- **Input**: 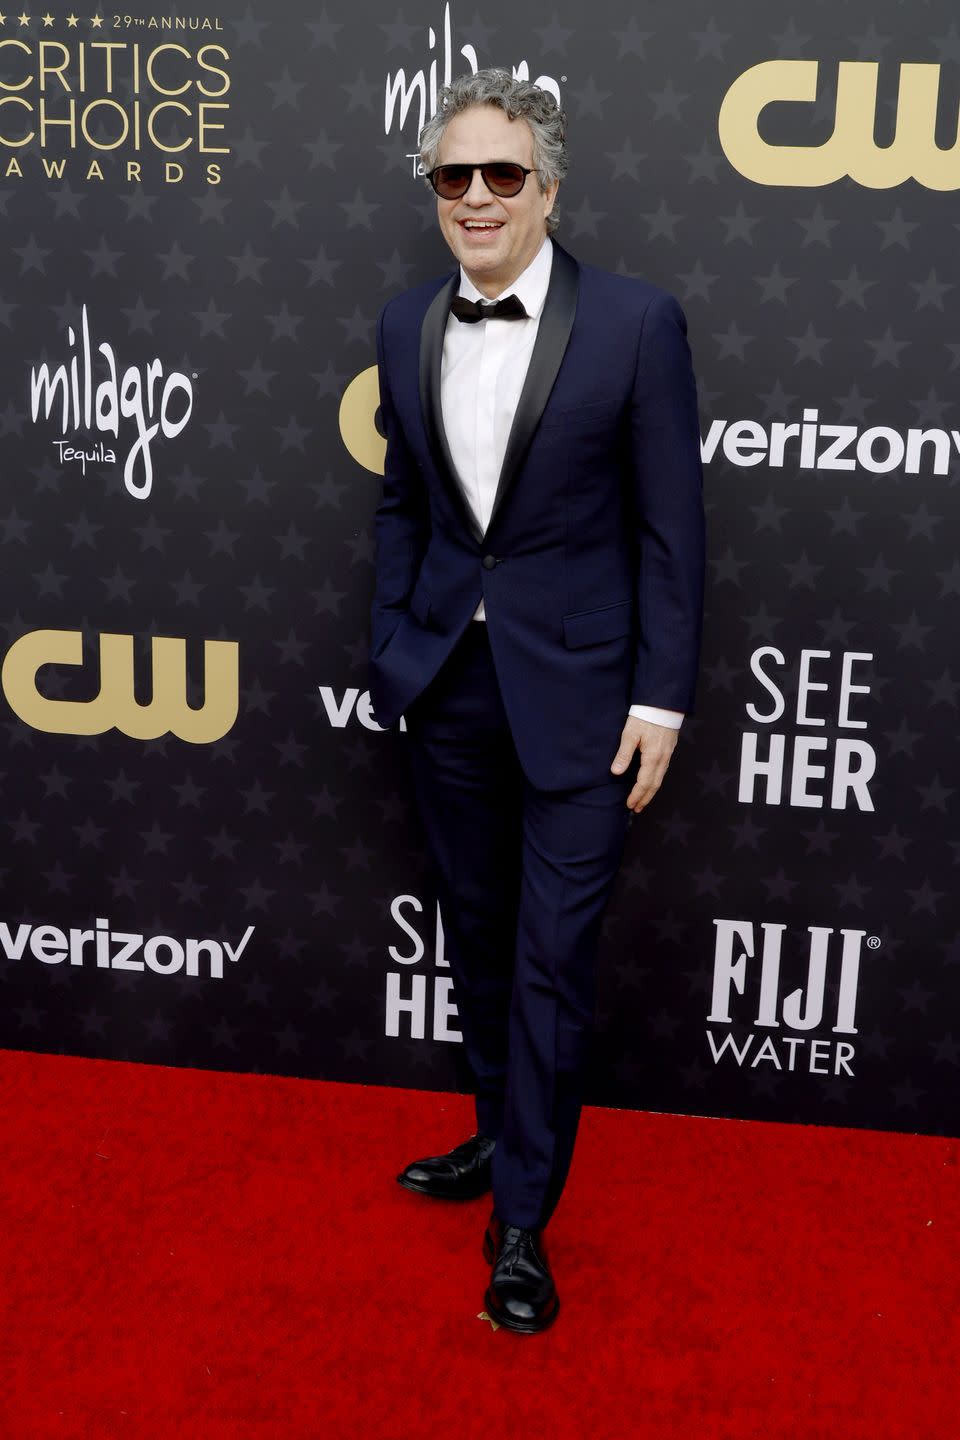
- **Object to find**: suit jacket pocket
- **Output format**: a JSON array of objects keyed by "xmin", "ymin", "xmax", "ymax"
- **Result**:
[
  {"xmin": 540, "ymin": 399, "xmax": 621, "ymax": 431},
  {"xmin": 562, "ymin": 599, "xmax": 633, "ymax": 649}
]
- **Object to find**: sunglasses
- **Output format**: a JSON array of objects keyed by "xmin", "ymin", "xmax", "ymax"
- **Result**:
[{"xmin": 427, "ymin": 162, "xmax": 538, "ymax": 199}]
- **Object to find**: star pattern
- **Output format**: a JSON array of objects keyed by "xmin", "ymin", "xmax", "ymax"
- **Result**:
[{"xmin": 0, "ymin": 1, "xmax": 954, "ymax": 1145}]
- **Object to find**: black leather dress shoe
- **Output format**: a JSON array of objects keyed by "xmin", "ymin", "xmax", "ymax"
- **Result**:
[
  {"xmin": 482, "ymin": 1211, "xmax": 560, "ymax": 1333},
  {"xmin": 396, "ymin": 1133, "xmax": 496, "ymax": 1200}
]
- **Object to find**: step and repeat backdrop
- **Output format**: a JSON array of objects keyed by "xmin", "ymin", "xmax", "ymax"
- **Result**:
[{"xmin": 0, "ymin": 1, "xmax": 956, "ymax": 1136}]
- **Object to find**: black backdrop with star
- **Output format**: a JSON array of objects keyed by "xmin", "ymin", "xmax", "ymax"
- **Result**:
[{"xmin": 0, "ymin": 1, "xmax": 956, "ymax": 1135}]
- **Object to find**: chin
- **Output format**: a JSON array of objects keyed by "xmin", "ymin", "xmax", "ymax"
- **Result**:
[{"xmin": 460, "ymin": 242, "xmax": 508, "ymax": 265}]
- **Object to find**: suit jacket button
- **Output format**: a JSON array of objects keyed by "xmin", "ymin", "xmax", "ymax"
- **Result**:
[{"xmin": 482, "ymin": 554, "xmax": 497, "ymax": 570}]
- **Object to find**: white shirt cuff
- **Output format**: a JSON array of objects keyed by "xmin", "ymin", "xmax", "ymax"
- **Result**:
[{"xmin": 628, "ymin": 704, "xmax": 684, "ymax": 730}]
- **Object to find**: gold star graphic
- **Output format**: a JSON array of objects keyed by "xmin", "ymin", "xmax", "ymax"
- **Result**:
[
  {"xmin": 41, "ymin": 11, "xmax": 53, "ymax": 23},
  {"xmin": 90, "ymin": 11, "xmax": 103, "ymax": 27},
  {"xmin": 17, "ymin": 11, "xmax": 30, "ymax": 24},
  {"xmin": 66, "ymin": 10, "xmax": 79, "ymax": 23}
]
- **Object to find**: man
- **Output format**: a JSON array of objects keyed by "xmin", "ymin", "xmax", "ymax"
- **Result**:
[{"xmin": 369, "ymin": 69, "xmax": 704, "ymax": 1333}]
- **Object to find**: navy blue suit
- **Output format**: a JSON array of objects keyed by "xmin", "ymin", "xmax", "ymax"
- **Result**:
[{"xmin": 370, "ymin": 241, "xmax": 704, "ymax": 1228}]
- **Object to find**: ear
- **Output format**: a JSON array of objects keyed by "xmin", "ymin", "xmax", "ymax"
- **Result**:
[{"xmin": 543, "ymin": 178, "xmax": 560, "ymax": 218}]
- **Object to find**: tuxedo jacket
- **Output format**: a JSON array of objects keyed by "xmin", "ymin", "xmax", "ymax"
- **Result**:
[{"xmin": 368, "ymin": 240, "xmax": 705, "ymax": 792}]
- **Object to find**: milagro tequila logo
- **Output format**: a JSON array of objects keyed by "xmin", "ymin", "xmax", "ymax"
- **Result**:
[
  {"xmin": 385, "ymin": 3, "xmax": 561, "ymax": 173},
  {"xmin": 28, "ymin": 304, "xmax": 194, "ymax": 499}
]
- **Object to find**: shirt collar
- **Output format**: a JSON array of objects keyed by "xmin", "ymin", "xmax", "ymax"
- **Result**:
[{"xmin": 456, "ymin": 236, "xmax": 553, "ymax": 319}]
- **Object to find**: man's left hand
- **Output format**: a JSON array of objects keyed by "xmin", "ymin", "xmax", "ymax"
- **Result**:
[{"xmin": 610, "ymin": 716, "xmax": 679, "ymax": 812}]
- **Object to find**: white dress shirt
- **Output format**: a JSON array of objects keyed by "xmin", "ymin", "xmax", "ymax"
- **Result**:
[{"xmin": 440, "ymin": 236, "xmax": 683, "ymax": 732}]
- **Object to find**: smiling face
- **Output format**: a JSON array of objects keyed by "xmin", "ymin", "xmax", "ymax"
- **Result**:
[{"xmin": 434, "ymin": 103, "xmax": 559, "ymax": 298}]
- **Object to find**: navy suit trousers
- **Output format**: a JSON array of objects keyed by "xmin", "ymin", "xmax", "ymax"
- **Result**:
[{"xmin": 404, "ymin": 621, "xmax": 631, "ymax": 1230}]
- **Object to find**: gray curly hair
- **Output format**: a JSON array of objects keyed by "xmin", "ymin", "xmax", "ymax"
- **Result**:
[{"xmin": 419, "ymin": 69, "xmax": 568, "ymax": 235}]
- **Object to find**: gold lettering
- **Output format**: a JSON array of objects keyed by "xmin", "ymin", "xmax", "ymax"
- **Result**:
[
  {"xmin": 0, "ymin": 94, "xmax": 33, "ymax": 146},
  {"xmin": 719, "ymin": 61, "xmax": 838, "ymax": 187},
  {"xmin": 38, "ymin": 40, "xmax": 72, "ymax": 94},
  {"xmin": 196, "ymin": 44, "xmax": 230, "ymax": 99},
  {"xmin": 147, "ymin": 99, "xmax": 191, "ymax": 153},
  {"xmin": 89, "ymin": 41, "xmax": 125, "ymax": 94},
  {"xmin": 875, "ymin": 64, "xmax": 960, "ymax": 191},
  {"xmin": 145, "ymin": 42, "xmax": 192, "ymax": 98},
  {"xmin": 197, "ymin": 101, "xmax": 229, "ymax": 154},
  {"xmin": 719, "ymin": 59, "xmax": 960, "ymax": 191},
  {"xmin": 2, "ymin": 629, "xmax": 101, "ymax": 735},
  {"xmin": 79, "ymin": 97, "xmax": 128, "ymax": 151},
  {"xmin": 0, "ymin": 38, "xmax": 31, "ymax": 93},
  {"xmin": 38, "ymin": 98, "xmax": 76, "ymax": 147},
  {"xmin": 2, "ymin": 630, "xmax": 239, "ymax": 744},
  {"xmin": 339, "ymin": 365, "xmax": 386, "ymax": 476}
]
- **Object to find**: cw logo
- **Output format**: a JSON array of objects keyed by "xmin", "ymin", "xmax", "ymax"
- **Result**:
[
  {"xmin": 720, "ymin": 60, "xmax": 960, "ymax": 190},
  {"xmin": 1, "ymin": 630, "xmax": 238, "ymax": 743},
  {"xmin": 339, "ymin": 366, "xmax": 385, "ymax": 475}
]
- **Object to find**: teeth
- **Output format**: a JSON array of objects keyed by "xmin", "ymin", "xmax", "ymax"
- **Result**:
[{"xmin": 463, "ymin": 221, "xmax": 501, "ymax": 229}]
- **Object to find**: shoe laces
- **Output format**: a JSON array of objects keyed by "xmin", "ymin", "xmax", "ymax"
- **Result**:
[
  {"xmin": 498, "ymin": 1225, "xmax": 534, "ymax": 1274},
  {"xmin": 450, "ymin": 1134, "xmax": 493, "ymax": 1161}
]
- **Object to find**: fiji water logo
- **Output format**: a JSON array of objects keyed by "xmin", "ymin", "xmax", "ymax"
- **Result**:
[
  {"xmin": 28, "ymin": 304, "xmax": 194, "ymax": 499},
  {"xmin": 706, "ymin": 918, "xmax": 884, "ymax": 1078},
  {"xmin": 385, "ymin": 2, "xmax": 561, "ymax": 163}
]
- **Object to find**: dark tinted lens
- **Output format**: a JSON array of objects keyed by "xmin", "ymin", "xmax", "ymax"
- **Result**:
[
  {"xmin": 482, "ymin": 163, "xmax": 526, "ymax": 196},
  {"xmin": 431, "ymin": 165, "xmax": 471, "ymax": 198}
]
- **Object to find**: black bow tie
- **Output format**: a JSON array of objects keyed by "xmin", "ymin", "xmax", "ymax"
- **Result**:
[{"xmin": 450, "ymin": 293, "xmax": 528, "ymax": 323}]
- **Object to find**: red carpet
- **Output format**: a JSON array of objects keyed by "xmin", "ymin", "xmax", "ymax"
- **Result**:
[{"xmin": 2, "ymin": 1048, "xmax": 958, "ymax": 1439}]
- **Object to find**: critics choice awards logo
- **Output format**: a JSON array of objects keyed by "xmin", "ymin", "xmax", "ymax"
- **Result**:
[{"xmin": 0, "ymin": 11, "xmax": 229, "ymax": 186}]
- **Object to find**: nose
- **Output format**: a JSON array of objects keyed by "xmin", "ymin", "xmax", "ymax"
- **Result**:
[{"xmin": 462, "ymin": 167, "xmax": 492, "ymax": 205}]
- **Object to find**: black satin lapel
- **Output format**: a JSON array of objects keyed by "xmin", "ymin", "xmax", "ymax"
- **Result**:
[
  {"xmin": 485, "ymin": 243, "xmax": 579, "ymax": 534},
  {"xmin": 418, "ymin": 273, "xmax": 484, "ymax": 543}
]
